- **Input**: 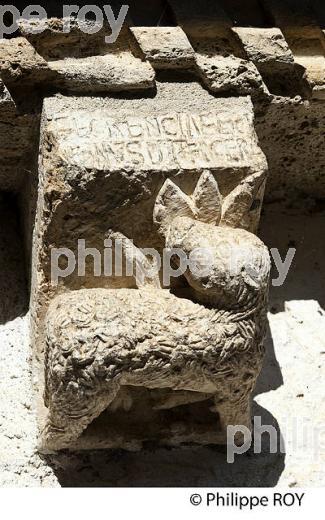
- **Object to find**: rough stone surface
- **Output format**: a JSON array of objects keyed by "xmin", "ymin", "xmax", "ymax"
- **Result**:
[
  {"xmin": 31, "ymin": 85, "xmax": 267, "ymax": 338},
  {"xmin": 231, "ymin": 27, "xmax": 308, "ymax": 97},
  {"xmin": 233, "ymin": 28, "xmax": 295, "ymax": 65},
  {"xmin": 1, "ymin": 6, "xmax": 324, "ymax": 195},
  {"xmin": 17, "ymin": 19, "xmax": 129, "ymax": 60},
  {"xmin": 0, "ymin": 30, "xmax": 155, "ymax": 94},
  {"xmin": 195, "ymin": 52, "xmax": 269, "ymax": 98},
  {"xmin": 260, "ymin": 0, "xmax": 325, "ymax": 98},
  {"xmin": 0, "ymin": 37, "xmax": 52, "ymax": 87},
  {"xmin": 291, "ymin": 38, "xmax": 325, "ymax": 100},
  {"xmin": 130, "ymin": 27, "xmax": 195, "ymax": 69},
  {"xmin": 39, "ymin": 86, "xmax": 266, "ymax": 176},
  {"xmin": 48, "ymin": 53, "xmax": 155, "ymax": 93},
  {"xmin": 256, "ymin": 98, "xmax": 325, "ymax": 200}
]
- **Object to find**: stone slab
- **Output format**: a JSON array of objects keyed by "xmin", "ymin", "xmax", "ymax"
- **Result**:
[
  {"xmin": 48, "ymin": 53, "xmax": 155, "ymax": 93},
  {"xmin": 231, "ymin": 27, "xmax": 307, "ymax": 97},
  {"xmin": 0, "ymin": 37, "xmax": 52, "ymax": 86},
  {"xmin": 232, "ymin": 28, "xmax": 295, "ymax": 65},
  {"xmin": 130, "ymin": 27, "xmax": 195, "ymax": 69},
  {"xmin": 195, "ymin": 53, "xmax": 269, "ymax": 98}
]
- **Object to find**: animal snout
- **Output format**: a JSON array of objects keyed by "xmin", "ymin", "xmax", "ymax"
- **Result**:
[{"xmin": 167, "ymin": 217, "xmax": 271, "ymax": 309}]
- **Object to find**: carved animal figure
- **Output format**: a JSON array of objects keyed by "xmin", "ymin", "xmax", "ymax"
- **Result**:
[{"xmin": 42, "ymin": 171, "xmax": 270, "ymax": 450}]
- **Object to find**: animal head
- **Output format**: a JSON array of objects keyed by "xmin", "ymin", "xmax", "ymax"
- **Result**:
[{"xmin": 153, "ymin": 171, "xmax": 270, "ymax": 310}]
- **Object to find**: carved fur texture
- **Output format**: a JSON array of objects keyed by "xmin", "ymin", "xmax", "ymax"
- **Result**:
[{"xmin": 42, "ymin": 172, "xmax": 271, "ymax": 450}]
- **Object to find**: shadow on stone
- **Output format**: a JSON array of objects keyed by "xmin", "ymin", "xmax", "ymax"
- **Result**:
[
  {"xmin": 43, "ymin": 403, "xmax": 284, "ymax": 487},
  {"xmin": 0, "ymin": 193, "xmax": 28, "ymax": 324}
]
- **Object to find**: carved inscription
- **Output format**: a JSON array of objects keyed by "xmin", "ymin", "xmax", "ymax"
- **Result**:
[{"xmin": 52, "ymin": 110, "xmax": 259, "ymax": 170}]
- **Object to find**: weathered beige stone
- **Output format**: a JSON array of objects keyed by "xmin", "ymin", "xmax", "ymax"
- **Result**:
[
  {"xmin": 130, "ymin": 27, "xmax": 195, "ymax": 69},
  {"xmin": 48, "ymin": 53, "xmax": 155, "ymax": 93},
  {"xmin": 0, "ymin": 79, "xmax": 39, "ymax": 190},
  {"xmin": 256, "ymin": 97, "xmax": 325, "ymax": 200},
  {"xmin": 289, "ymin": 37, "xmax": 325, "ymax": 100},
  {"xmin": 38, "ymin": 85, "xmax": 267, "ymax": 179},
  {"xmin": 195, "ymin": 53, "xmax": 269, "ymax": 98},
  {"xmin": 2, "ymin": 23, "xmax": 156, "ymax": 93},
  {"xmin": 0, "ymin": 37, "xmax": 52, "ymax": 86},
  {"xmin": 233, "ymin": 28, "xmax": 294, "ymax": 66},
  {"xmin": 17, "ymin": 18, "xmax": 123, "ymax": 60},
  {"xmin": 0, "ymin": 0, "xmax": 324, "ymax": 481},
  {"xmin": 31, "ymin": 85, "xmax": 267, "ymax": 323},
  {"xmin": 232, "ymin": 27, "xmax": 307, "ymax": 97},
  {"xmin": 0, "ymin": 23, "xmax": 155, "ymax": 93},
  {"xmin": 166, "ymin": 0, "xmax": 269, "ymax": 96}
]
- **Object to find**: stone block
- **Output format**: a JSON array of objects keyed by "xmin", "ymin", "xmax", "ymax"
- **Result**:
[
  {"xmin": 241, "ymin": 3, "xmax": 324, "ymax": 98},
  {"xmin": 48, "ymin": 53, "xmax": 155, "ymax": 93},
  {"xmin": 0, "ymin": 37, "xmax": 52, "ymax": 86},
  {"xmin": 130, "ymin": 27, "xmax": 195, "ymax": 69},
  {"xmin": 0, "ymin": 24, "xmax": 155, "ymax": 94},
  {"xmin": 232, "ymin": 27, "xmax": 307, "ymax": 97},
  {"xmin": 285, "ymin": 36, "xmax": 325, "ymax": 100},
  {"xmin": 195, "ymin": 53, "xmax": 269, "ymax": 98},
  {"xmin": 232, "ymin": 28, "xmax": 294, "ymax": 66}
]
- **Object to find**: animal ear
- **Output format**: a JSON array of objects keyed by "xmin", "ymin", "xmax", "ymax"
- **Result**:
[
  {"xmin": 153, "ymin": 178, "xmax": 195, "ymax": 236},
  {"xmin": 108, "ymin": 231, "xmax": 161, "ymax": 289},
  {"xmin": 192, "ymin": 171, "xmax": 222, "ymax": 225},
  {"xmin": 220, "ymin": 170, "xmax": 267, "ymax": 228}
]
